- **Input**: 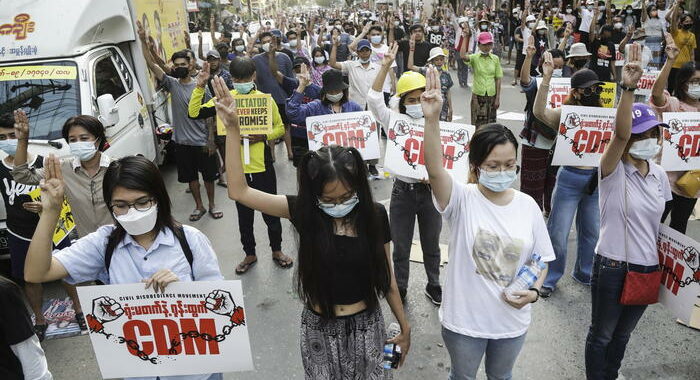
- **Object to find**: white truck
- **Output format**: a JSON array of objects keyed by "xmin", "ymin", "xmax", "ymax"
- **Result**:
[{"xmin": 0, "ymin": 0, "xmax": 189, "ymax": 264}]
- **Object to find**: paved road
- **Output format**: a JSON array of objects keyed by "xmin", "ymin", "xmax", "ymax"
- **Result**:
[{"xmin": 40, "ymin": 66, "xmax": 699, "ymax": 379}]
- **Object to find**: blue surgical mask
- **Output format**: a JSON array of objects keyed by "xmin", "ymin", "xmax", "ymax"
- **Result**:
[
  {"xmin": 628, "ymin": 138, "xmax": 660, "ymax": 160},
  {"xmin": 370, "ymin": 35, "xmax": 382, "ymax": 44},
  {"xmin": 405, "ymin": 104, "xmax": 423, "ymax": 119},
  {"xmin": 69, "ymin": 141, "xmax": 98, "ymax": 161},
  {"xmin": 478, "ymin": 170, "xmax": 517, "ymax": 192},
  {"xmin": 234, "ymin": 81, "xmax": 255, "ymax": 94},
  {"xmin": 0, "ymin": 139, "xmax": 17, "ymax": 156},
  {"xmin": 552, "ymin": 68, "xmax": 563, "ymax": 78},
  {"xmin": 318, "ymin": 194, "xmax": 359, "ymax": 218}
]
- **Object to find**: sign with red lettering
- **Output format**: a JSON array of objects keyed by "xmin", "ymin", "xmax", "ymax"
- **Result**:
[
  {"xmin": 536, "ymin": 77, "xmax": 571, "ymax": 109},
  {"xmin": 384, "ymin": 115, "xmax": 474, "ymax": 183},
  {"xmin": 306, "ymin": 111, "xmax": 380, "ymax": 160},
  {"xmin": 661, "ymin": 112, "xmax": 700, "ymax": 171},
  {"xmin": 634, "ymin": 70, "xmax": 660, "ymax": 97},
  {"xmin": 657, "ymin": 225, "xmax": 700, "ymax": 329},
  {"xmin": 552, "ymin": 105, "xmax": 617, "ymax": 166},
  {"xmin": 76, "ymin": 281, "xmax": 253, "ymax": 378}
]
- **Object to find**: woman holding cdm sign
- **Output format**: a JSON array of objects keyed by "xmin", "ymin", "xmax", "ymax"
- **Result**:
[{"xmin": 24, "ymin": 155, "xmax": 225, "ymax": 380}]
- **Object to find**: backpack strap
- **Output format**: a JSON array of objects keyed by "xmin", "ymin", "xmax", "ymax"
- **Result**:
[{"xmin": 173, "ymin": 225, "xmax": 195, "ymax": 279}]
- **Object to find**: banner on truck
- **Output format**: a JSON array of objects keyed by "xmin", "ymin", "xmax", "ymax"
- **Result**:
[
  {"xmin": 384, "ymin": 115, "xmax": 474, "ymax": 183},
  {"xmin": 216, "ymin": 94, "xmax": 273, "ymax": 136},
  {"xmin": 76, "ymin": 281, "xmax": 253, "ymax": 379},
  {"xmin": 661, "ymin": 112, "xmax": 700, "ymax": 171},
  {"xmin": 306, "ymin": 111, "xmax": 380, "ymax": 160},
  {"xmin": 657, "ymin": 225, "xmax": 700, "ymax": 330},
  {"xmin": 28, "ymin": 187, "xmax": 74, "ymax": 245},
  {"xmin": 0, "ymin": 65, "xmax": 76, "ymax": 81},
  {"xmin": 552, "ymin": 105, "xmax": 617, "ymax": 166},
  {"xmin": 536, "ymin": 78, "xmax": 615, "ymax": 109}
]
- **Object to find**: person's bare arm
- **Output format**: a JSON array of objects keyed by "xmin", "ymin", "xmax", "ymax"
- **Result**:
[
  {"xmin": 605, "ymin": 0, "xmax": 613, "ymax": 25},
  {"xmin": 641, "ymin": 0, "xmax": 648, "ymax": 22},
  {"xmin": 384, "ymin": 243, "xmax": 411, "ymax": 367},
  {"xmin": 652, "ymin": 33, "xmax": 679, "ymax": 106},
  {"xmin": 459, "ymin": 28, "xmax": 471, "ymax": 61},
  {"xmin": 590, "ymin": 7, "xmax": 599, "ymax": 38},
  {"xmin": 388, "ymin": 21, "xmax": 395, "ymax": 44},
  {"xmin": 407, "ymin": 34, "xmax": 420, "ymax": 71},
  {"xmin": 533, "ymin": 51, "xmax": 563, "ymax": 129},
  {"xmin": 669, "ymin": 1, "xmax": 679, "ymax": 34},
  {"xmin": 210, "ymin": 15, "xmax": 219, "ymax": 46},
  {"xmin": 521, "ymin": 35, "xmax": 536, "ymax": 85},
  {"xmin": 329, "ymin": 34, "xmax": 343, "ymax": 70},
  {"xmin": 197, "ymin": 31, "xmax": 206, "ymax": 61},
  {"xmin": 600, "ymin": 44, "xmax": 643, "ymax": 178},
  {"xmin": 137, "ymin": 21, "xmax": 165, "ymax": 81},
  {"xmin": 349, "ymin": 22, "xmax": 371, "ymax": 52},
  {"xmin": 558, "ymin": 23, "xmax": 572, "ymax": 50},
  {"xmin": 619, "ymin": 25, "xmax": 633, "ymax": 53},
  {"xmin": 371, "ymin": 43, "xmax": 397, "ymax": 92},
  {"xmin": 423, "ymin": 66, "xmax": 452, "ymax": 210}
]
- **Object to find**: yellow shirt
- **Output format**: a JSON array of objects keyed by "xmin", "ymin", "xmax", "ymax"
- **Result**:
[{"xmin": 672, "ymin": 29, "xmax": 696, "ymax": 69}]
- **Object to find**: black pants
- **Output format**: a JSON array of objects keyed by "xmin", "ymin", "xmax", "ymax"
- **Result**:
[
  {"xmin": 662, "ymin": 192, "xmax": 697, "ymax": 234},
  {"xmin": 236, "ymin": 166, "xmax": 283, "ymax": 256}
]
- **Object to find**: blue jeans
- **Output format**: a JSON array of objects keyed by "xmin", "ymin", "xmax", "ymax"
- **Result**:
[
  {"xmin": 544, "ymin": 167, "xmax": 600, "ymax": 289},
  {"xmin": 585, "ymin": 255, "xmax": 655, "ymax": 380},
  {"xmin": 442, "ymin": 327, "xmax": 526, "ymax": 380}
]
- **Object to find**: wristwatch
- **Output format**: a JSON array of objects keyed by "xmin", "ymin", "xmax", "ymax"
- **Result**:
[
  {"xmin": 528, "ymin": 287, "xmax": 540, "ymax": 303},
  {"xmin": 619, "ymin": 83, "xmax": 637, "ymax": 92}
]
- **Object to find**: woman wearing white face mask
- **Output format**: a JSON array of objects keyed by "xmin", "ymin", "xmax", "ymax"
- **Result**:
[
  {"xmin": 422, "ymin": 66, "xmax": 554, "ymax": 380},
  {"xmin": 13, "ymin": 115, "xmax": 113, "ymax": 239},
  {"xmin": 24, "ymin": 155, "xmax": 225, "ymax": 380},
  {"xmin": 309, "ymin": 46, "xmax": 331, "ymax": 87},
  {"xmin": 650, "ymin": 36, "xmax": 700, "ymax": 234}
]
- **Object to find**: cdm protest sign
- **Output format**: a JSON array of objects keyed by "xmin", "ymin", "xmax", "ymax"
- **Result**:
[
  {"xmin": 384, "ymin": 115, "xmax": 474, "ymax": 183},
  {"xmin": 634, "ymin": 70, "xmax": 660, "ymax": 97},
  {"xmin": 216, "ymin": 93, "xmax": 273, "ymax": 135},
  {"xmin": 306, "ymin": 111, "xmax": 380, "ymax": 160},
  {"xmin": 661, "ymin": 112, "xmax": 700, "ymax": 171},
  {"xmin": 76, "ymin": 281, "xmax": 253, "ymax": 379},
  {"xmin": 552, "ymin": 105, "xmax": 617, "ymax": 166},
  {"xmin": 657, "ymin": 225, "xmax": 700, "ymax": 329},
  {"xmin": 536, "ymin": 78, "xmax": 616, "ymax": 108}
]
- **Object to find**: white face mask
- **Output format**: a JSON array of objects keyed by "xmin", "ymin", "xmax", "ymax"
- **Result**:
[
  {"xmin": 687, "ymin": 84, "xmax": 700, "ymax": 100},
  {"xmin": 552, "ymin": 68, "xmax": 563, "ymax": 78},
  {"xmin": 262, "ymin": 42, "xmax": 271, "ymax": 52},
  {"xmin": 614, "ymin": 22, "xmax": 623, "ymax": 29},
  {"xmin": 314, "ymin": 56, "xmax": 326, "ymax": 65},
  {"xmin": 405, "ymin": 104, "xmax": 423, "ymax": 119},
  {"xmin": 566, "ymin": 8, "xmax": 573, "ymax": 14},
  {"xmin": 628, "ymin": 138, "xmax": 661, "ymax": 160},
  {"xmin": 598, "ymin": 5, "xmax": 606, "ymax": 11},
  {"xmin": 114, "ymin": 205, "xmax": 158, "ymax": 236},
  {"xmin": 370, "ymin": 35, "xmax": 382, "ymax": 44},
  {"xmin": 69, "ymin": 141, "xmax": 98, "ymax": 161},
  {"xmin": 527, "ymin": 22, "xmax": 535, "ymax": 29},
  {"xmin": 394, "ymin": 21, "xmax": 400, "ymax": 26},
  {"xmin": 235, "ymin": 45, "xmax": 245, "ymax": 52},
  {"xmin": 326, "ymin": 92, "xmax": 343, "ymax": 103},
  {"xmin": 289, "ymin": 39, "xmax": 298, "ymax": 48}
]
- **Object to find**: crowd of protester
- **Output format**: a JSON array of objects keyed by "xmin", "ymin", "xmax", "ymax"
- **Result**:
[{"xmin": 1, "ymin": 0, "xmax": 698, "ymax": 379}]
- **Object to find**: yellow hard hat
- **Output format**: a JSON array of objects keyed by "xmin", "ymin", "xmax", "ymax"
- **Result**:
[{"xmin": 395, "ymin": 71, "xmax": 426, "ymax": 97}]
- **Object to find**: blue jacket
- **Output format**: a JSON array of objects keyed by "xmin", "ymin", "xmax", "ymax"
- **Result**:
[{"xmin": 285, "ymin": 91, "xmax": 363, "ymax": 138}]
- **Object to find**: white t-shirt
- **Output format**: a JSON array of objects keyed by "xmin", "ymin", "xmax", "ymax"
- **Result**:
[
  {"xmin": 370, "ymin": 44, "xmax": 396, "ymax": 93},
  {"xmin": 521, "ymin": 26, "xmax": 532, "ymax": 54},
  {"xmin": 579, "ymin": 8, "xmax": 594, "ymax": 33},
  {"xmin": 435, "ymin": 180, "xmax": 555, "ymax": 339}
]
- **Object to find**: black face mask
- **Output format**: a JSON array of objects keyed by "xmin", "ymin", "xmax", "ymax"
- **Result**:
[
  {"xmin": 681, "ymin": 23, "xmax": 693, "ymax": 30},
  {"xmin": 580, "ymin": 93, "xmax": 600, "ymax": 107},
  {"xmin": 573, "ymin": 59, "xmax": 588, "ymax": 69},
  {"xmin": 173, "ymin": 66, "xmax": 189, "ymax": 79}
]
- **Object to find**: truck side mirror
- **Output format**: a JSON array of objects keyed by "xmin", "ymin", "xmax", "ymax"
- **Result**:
[{"xmin": 97, "ymin": 94, "xmax": 120, "ymax": 127}]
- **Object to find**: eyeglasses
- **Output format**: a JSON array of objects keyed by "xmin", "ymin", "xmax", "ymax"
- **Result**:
[
  {"xmin": 110, "ymin": 197, "xmax": 155, "ymax": 216},
  {"xmin": 480, "ymin": 164, "xmax": 520, "ymax": 178},
  {"xmin": 317, "ymin": 193, "xmax": 357, "ymax": 208},
  {"xmin": 581, "ymin": 86, "xmax": 603, "ymax": 96}
]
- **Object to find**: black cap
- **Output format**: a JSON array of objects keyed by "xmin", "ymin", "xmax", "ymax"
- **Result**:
[
  {"xmin": 571, "ymin": 69, "xmax": 603, "ymax": 89},
  {"xmin": 322, "ymin": 69, "xmax": 348, "ymax": 92},
  {"xmin": 293, "ymin": 56, "xmax": 309, "ymax": 68}
]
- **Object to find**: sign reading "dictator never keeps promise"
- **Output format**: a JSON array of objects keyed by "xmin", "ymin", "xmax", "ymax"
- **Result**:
[{"xmin": 216, "ymin": 93, "xmax": 273, "ymax": 136}]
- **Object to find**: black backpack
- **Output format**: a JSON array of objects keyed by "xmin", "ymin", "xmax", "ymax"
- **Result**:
[{"xmin": 104, "ymin": 225, "xmax": 193, "ymax": 278}]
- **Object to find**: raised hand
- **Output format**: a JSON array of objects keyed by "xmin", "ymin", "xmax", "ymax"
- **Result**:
[
  {"xmin": 212, "ymin": 76, "xmax": 239, "ymax": 131},
  {"xmin": 136, "ymin": 20, "xmax": 147, "ymax": 42},
  {"xmin": 420, "ymin": 65, "xmax": 444, "ymax": 121},
  {"xmin": 622, "ymin": 43, "xmax": 644, "ymax": 88},
  {"xmin": 526, "ymin": 35, "xmax": 536, "ymax": 57},
  {"xmin": 297, "ymin": 63, "xmax": 311, "ymax": 89},
  {"xmin": 541, "ymin": 51, "xmax": 554, "ymax": 77},
  {"xmin": 409, "ymin": 32, "xmax": 416, "ymax": 50},
  {"xmin": 564, "ymin": 22, "xmax": 573, "ymax": 36},
  {"xmin": 13, "ymin": 109, "xmax": 29, "ymax": 139},
  {"xmin": 39, "ymin": 155, "xmax": 64, "ymax": 213},
  {"xmin": 196, "ymin": 61, "xmax": 210, "ymax": 88},
  {"xmin": 382, "ymin": 42, "xmax": 398, "ymax": 67},
  {"xmin": 663, "ymin": 32, "xmax": 680, "ymax": 62}
]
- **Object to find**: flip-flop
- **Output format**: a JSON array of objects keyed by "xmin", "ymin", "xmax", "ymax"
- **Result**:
[
  {"xmin": 209, "ymin": 209, "xmax": 223, "ymax": 219},
  {"xmin": 235, "ymin": 258, "xmax": 258, "ymax": 274},
  {"xmin": 272, "ymin": 255, "xmax": 293, "ymax": 269},
  {"xmin": 189, "ymin": 209, "xmax": 206, "ymax": 221}
]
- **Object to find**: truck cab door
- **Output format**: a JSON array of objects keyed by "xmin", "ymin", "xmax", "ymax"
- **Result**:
[{"xmin": 90, "ymin": 48, "xmax": 155, "ymax": 160}]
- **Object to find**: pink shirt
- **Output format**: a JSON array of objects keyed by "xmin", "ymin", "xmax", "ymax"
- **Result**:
[{"xmin": 649, "ymin": 90, "xmax": 700, "ymax": 198}]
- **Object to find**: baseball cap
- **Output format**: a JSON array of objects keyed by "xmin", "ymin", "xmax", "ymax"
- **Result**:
[
  {"xmin": 526, "ymin": 15, "xmax": 536, "ymax": 22},
  {"xmin": 357, "ymin": 39, "xmax": 372, "ymax": 51},
  {"xmin": 631, "ymin": 103, "xmax": 668, "ymax": 134},
  {"xmin": 477, "ymin": 32, "xmax": 493, "ymax": 45},
  {"xmin": 536, "ymin": 20, "xmax": 548, "ymax": 30},
  {"xmin": 566, "ymin": 43, "xmax": 592, "ymax": 58},
  {"xmin": 571, "ymin": 69, "xmax": 603, "ymax": 89},
  {"xmin": 206, "ymin": 50, "xmax": 221, "ymax": 59},
  {"xmin": 270, "ymin": 29, "xmax": 283, "ymax": 38},
  {"xmin": 428, "ymin": 47, "xmax": 446, "ymax": 62}
]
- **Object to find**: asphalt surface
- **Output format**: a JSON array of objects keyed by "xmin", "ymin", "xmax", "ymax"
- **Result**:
[{"xmin": 38, "ymin": 64, "xmax": 699, "ymax": 379}]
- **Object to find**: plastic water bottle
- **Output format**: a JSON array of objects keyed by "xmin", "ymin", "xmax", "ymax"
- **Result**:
[
  {"xmin": 505, "ymin": 254, "xmax": 545, "ymax": 300},
  {"xmin": 382, "ymin": 323, "xmax": 402, "ymax": 370}
]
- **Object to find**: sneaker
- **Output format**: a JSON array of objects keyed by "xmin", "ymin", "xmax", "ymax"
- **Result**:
[
  {"xmin": 540, "ymin": 287, "xmax": 554, "ymax": 298},
  {"xmin": 368, "ymin": 165, "xmax": 380, "ymax": 180},
  {"xmin": 424, "ymin": 284, "xmax": 442, "ymax": 306}
]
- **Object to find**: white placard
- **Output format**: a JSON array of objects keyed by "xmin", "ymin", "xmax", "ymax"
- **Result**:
[
  {"xmin": 76, "ymin": 281, "xmax": 253, "ymax": 379},
  {"xmin": 306, "ymin": 111, "xmax": 380, "ymax": 160},
  {"xmin": 537, "ymin": 77, "xmax": 571, "ymax": 109},
  {"xmin": 635, "ymin": 70, "xmax": 660, "ymax": 97},
  {"xmin": 657, "ymin": 225, "xmax": 700, "ymax": 329},
  {"xmin": 552, "ymin": 105, "xmax": 617, "ymax": 166},
  {"xmin": 384, "ymin": 115, "xmax": 474, "ymax": 183},
  {"xmin": 661, "ymin": 112, "xmax": 700, "ymax": 171}
]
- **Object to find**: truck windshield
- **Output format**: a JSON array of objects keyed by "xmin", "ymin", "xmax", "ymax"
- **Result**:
[{"xmin": 0, "ymin": 61, "xmax": 80, "ymax": 140}]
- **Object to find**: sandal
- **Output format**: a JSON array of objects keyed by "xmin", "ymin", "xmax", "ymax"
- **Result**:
[
  {"xmin": 75, "ymin": 312, "xmax": 88, "ymax": 332},
  {"xmin": 272, "ymin": 253, "xmax": 293, "ymax": 269},
  {"xmin": 34, "ymin": 323, "xmax": 48, "ymax": 342},
  {"xmin": 209, "ymin": 209, "xmax": 223, "ymax": 219},
  {"xmin": 217, "ymin": 180, "xmax": 228, "ymax": 188},
  {"xmin": 189, "ymin": 209, "xmax": 206, "ymax": 222},
  {"xmin": 235, "ymin": 258, "xmax": 258, "ymax": 274}
]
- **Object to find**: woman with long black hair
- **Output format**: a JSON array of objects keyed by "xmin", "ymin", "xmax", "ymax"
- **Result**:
[{"xmin": 211, "ymin": 76, "xmax": 410, "ymax": 378}]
